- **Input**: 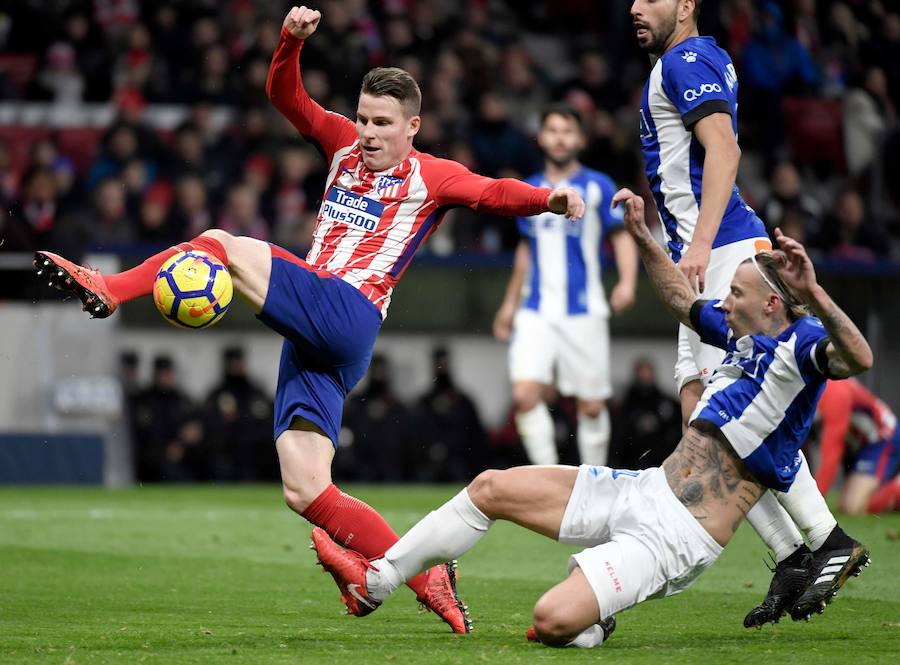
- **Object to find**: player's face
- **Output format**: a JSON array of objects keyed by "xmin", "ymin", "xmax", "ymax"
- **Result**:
[
  {"xmin": 631, "ymin": 0, "xmax": 680, "ymax": 54},
  {"xmin": 721, "ymin": 263, "xmax": 775, "ymax": 337},
  {"xmin": 538, "ymin": 113, "xmax": 585, "ymax": 167},
  {"xmin": 355, "ymin": 93, "xmax": 420, "ymax": 172}
]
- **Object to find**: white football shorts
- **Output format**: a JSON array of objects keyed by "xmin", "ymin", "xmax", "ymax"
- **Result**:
[
  {"xmin": 674, "ymin": 236, "xmax": 772, "ymax": 392},
  {"xmin": 558, "ymin": 465, "xmax": 722, "ymax": 619},
  {"xmin": 509, "ymin": 308, "xmax": 612, "ymax": 401}
]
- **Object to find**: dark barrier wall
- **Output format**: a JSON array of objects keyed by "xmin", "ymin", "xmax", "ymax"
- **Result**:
[{"xmin": 0, "ymin": 434, "xmax": 104, "ymax": 484}]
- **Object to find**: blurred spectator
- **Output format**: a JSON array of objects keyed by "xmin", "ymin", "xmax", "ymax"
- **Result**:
[
  {"xmin": 63, "ymin": 8, "xmax": 113, "ymax": 101},
  {"xmin": 740, "ymin": 1, "xmax": 819, "ymax": 155},
  {"xmin": 137, "ymin": 181, "xmax": 178, "ymax": 244},
  {"xmin": 609, "ymin": 357, "xmax": 681, "ymax": 469},
  {"xmin": 843, "ymin": 66, "xmax": 896, "ymax": 177},
  {"xmin": 412, "ymin": 347, "xmax": 489, "ymax": 482},
  {"xmin": 92, "ymin": 177, "xmax": 136, "ymax": 247},
  {"xmin": 470, "ymin": 91, "xmax": 541, "ymax": 178},
  {"xmin": 0, "ymin": 138, "xmax": 20, "ymax": 208},
  {"xmin": 204, "ymin": 346, "xmax": 276, "ymax": 482},
  {"xmin": 3, "ymin": 167, "xmax": 89, "ymax": 259},
  {"xmin": 133, "ymin": 355, "xmax": 207, "ymax": 482},
  {"xmin": 218, "ymin": 183, "xmax": 269, "ymax": 240},
  {"xmin": 172, "ymin": 175, "xmax": 212, "ymax": 238},
  {"xmin": 341, "ymin": 354, "xmax": 413, "ymax": 482},
  {"xmin": 273, "ymin": 146, "xmax": 317, "ymax": 247},
  {"xmin": 242, "ymin": 153, "xmax": 276, "ymax": 220},
  {"xmin": 817, "ymin": 188, "xmax": 889, "ymax": 261},
  {"xmin": 29, "ymin": 42, "xmax": 85, "ymax": 106},
  {"xmin": 166, "ymin": 120, "xmax": 233, "ymax": 201},
  {"xmin": 761, "ymin": 160, "xmax": 822, "ymax": 239},
  {"xmin": 88, "ymin": 122, "xmax": 155, "ymax": 190}
]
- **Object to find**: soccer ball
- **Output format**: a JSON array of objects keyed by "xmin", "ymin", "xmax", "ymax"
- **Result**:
[{"xmin": 153, "ymin": 251, "xmax": 233, "ymax": 329}]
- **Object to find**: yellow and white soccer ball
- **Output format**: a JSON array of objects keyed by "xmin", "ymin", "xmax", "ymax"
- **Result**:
[{"xmin": 152, "ymin": 250, "xmax": 233, "ymax": 329}]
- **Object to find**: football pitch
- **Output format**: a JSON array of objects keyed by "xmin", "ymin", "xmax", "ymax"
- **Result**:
[{"xmin": 1, "ymin": 485, "xmax": 897, "ymax": 664}]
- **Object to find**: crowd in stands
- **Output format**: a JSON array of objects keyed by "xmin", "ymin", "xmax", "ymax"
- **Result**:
[
  {"xmin": 123, "ymin": 343, "xmax": 679, "ymax": 483},
  {"xmin": 0, "ymin": 0, "xmax": 898, "ymax": 263}
]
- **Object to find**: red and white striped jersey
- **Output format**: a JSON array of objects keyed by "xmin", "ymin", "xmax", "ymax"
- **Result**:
[
  {"xmin": 267, "ymin": 29, "xmax": 553, "ymax": 318},
  {"xmin": 815, "ymin": 377, "xmax": 897, "ymax": 494}
]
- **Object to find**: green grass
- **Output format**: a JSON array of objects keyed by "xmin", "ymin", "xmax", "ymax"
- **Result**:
[{"xmin": 0, "ymin": 485, "xmax": 898, "ymax": 664}]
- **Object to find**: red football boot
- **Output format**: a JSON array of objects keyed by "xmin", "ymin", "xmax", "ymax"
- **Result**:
[
  {"xmin": 34, "ymin": 251, "xmax": 119, "ymax": 318},
  {"xmin": 417, "ymin": 561, "xmax": 472, "ymax": 634},
  {"xmin": 310, "ymin": 527, "xmax": 381, "ymax": 617}
]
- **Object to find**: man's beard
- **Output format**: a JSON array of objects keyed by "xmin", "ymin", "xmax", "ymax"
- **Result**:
[
  {"xmin": 640, "ymin": 13, "xmax": 677, "ymax": 55},
  {"xmin": 546, "ymin": 151, "xmax": 577, "ymax": 168}
]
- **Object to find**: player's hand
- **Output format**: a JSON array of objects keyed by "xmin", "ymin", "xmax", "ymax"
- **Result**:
[
  {"xmin": 609, "ymin": 281, "xmax": 636, "ymax": 313},
  {"xmin": 773, "ymin": 227, "xmax": 818, "ymax": 297},
  {"xmin": 492, "ymin": 302, "xmax": 516, "ymax": 342},
  {"xmin": 548, "ymin": 186, "xmax": 585, "ymax": 220},
  {"xmin": 678, "ymin": 241, "xmax": 710, "ymax": 294},
  {"xmin": 611, "ymin": 188, "xmax": 650, "ymax": 243},
  {"xmin": 283, "ymin": 5, "xmax": 321, "ymax": 40}
]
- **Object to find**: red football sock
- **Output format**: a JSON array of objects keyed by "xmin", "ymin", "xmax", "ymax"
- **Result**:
[
  {"xmin": 104, "ymin": 235, "xmax": 229, "ymax": 303},
  {"xmin": 867, "ymin": 477, "xmax": 900, "ymax": 513},
  {"xmin": 302, "ymin": 484, "xmax": 428, "ymax": 598}
]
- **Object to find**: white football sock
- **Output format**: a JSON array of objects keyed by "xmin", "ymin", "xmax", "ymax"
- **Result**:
[
  {"xmin": 516, "ymin": 402, "xmax": 558, "ymax": 465},
  {"xmin": 775, "ymin": 450, "xmax": 836, "ymax": 551},
  {"xmin": 567, "ymin": 624, "xmax": 607, "ymax": 648},
  {"xmin": 577, "ymin": 409, "xmax": 610, "ymax": 466},
  {"xmin": 746, "ymin": 491, "xmax": 805, "ymax": 562},
  {"xmin": 366, "ymin": 488, "xmax": 494, "ymax": 602}
]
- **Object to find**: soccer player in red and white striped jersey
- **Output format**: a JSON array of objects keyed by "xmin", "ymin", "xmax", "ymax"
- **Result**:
[{"xmin": 34, "ymin": 5, "xmax": 585, "ymax": 633}]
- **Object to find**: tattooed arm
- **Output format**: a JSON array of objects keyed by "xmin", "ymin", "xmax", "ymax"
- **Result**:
[
  {"xmin": 612, "ymin": 188, "xmax": 698, "ymax": 328},
  {"xmin": 773, "ymin": 228, "xmax": 873, "ymax": 378}
]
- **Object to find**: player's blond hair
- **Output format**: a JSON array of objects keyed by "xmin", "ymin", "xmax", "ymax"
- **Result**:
[
  {"xmin": 742, "ymin": 252, "xmax": 810, "ymax": 322},
  {"xmin": 361, "ymin": 68, "xmax": 422, "ymax": 118}
]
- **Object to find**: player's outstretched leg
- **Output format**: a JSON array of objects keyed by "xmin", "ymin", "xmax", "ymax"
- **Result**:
[
  {"xmin": 743, "ymin": 544, "xmax": 813, "ymax": 628},
  {"xmin": 789, "ymin": 525, "xmax": 870, "ymax": 621},
  {"xmin": 35, "ymin": 230, "xmax": 271, "ymax": 317}
]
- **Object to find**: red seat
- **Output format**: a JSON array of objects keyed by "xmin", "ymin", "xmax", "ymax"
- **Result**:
[
  {"xmin": 57, "ymin": 127, "xmax": 104, "ymax": 176},
  {"xmin": 782, "ymin": 97, "xmax": 845, "ymax": 172},
  {"xmin": 0, "ymin": 54, "xmax": 38, "ymax": 95}
]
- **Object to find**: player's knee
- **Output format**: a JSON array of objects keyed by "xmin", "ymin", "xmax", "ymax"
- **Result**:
[
  {"xmin": 532, "ymin": 597, "xmax": 578, "ymax": 646},
  {"xmin": 200, "ymin": 228, "xmax": 234, "ymax": 246},
  {"xmin": 467, "ymin": 469, "xmax": 506, "ymax": 515},
  {"xmin": 577, "ymin": 400, "xmax": 605, "ymax": 419},
  {"xmin": 512, "ymin": 384, "xmax": 541, "ymax": 412},
  {"xmin": 282, "ymin": 482, "xmax": 322, "ymax": 515}
]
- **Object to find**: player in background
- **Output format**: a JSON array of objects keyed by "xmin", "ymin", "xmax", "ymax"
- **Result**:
[
  {"xmin": 631, "ymin": 0, "xmax": 853, "ymax": 626},
  {"xmin": 32, "ymin": 5, "xmax": 586, "ymax": 634},
  {"xmin": 493, "ymin": 104, "xmax": 638, "ymax": 466},
  {"xmin": 311, "ymin": 191, "xmax": 872, "ymax": 648},
  {"xmin": 813, "ymin": 378, "xmax": 900, "ymax": 514}
]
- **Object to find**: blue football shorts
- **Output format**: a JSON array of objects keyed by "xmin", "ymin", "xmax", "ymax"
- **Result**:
[{"xmin": 256, "ymin": 252, "xmax": 381, "ymax": 446}]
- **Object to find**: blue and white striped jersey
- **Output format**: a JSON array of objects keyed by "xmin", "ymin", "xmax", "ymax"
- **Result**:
[
  {"xmin": 640, "ymin": 36, "xmax": 766, "ymax": 262},
  {"xmin": 689, "ymin": 300, "xmax": 833, "ymax": 491},
  {"xmin": 517, "ymin": 167, "xmax": 624, "ymax": 318}
]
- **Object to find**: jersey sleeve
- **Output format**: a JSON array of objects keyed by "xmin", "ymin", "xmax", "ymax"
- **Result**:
[
  {"xmin": 815, "ymin": 381, "xmax": 852, "ymax": 495},
  {"xmin": 689, "ymin": 299, "xmax": 730, "ymax": 349},
  {"xmin": 597, "ymin": 175, "xmax": 625, "ymax": 233},
  {"xmin": 265, "ymin": 28, "xmax": 357, "ymax": 162},
  {"xmin": 792, "ymin": 317, "xmax": 835, "ymax": 379},
  {"xmin": 661, "ymin": 49, "xmax": 732, "ymax": 129},
  {"xmin": 429, "ymin": 158, "xmax": 553, "ymax": 216}
]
